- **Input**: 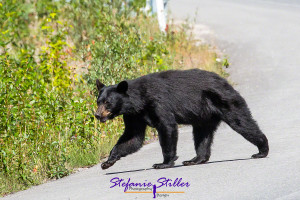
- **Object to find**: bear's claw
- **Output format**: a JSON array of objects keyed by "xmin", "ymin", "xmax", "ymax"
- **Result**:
[
  {"xmin": 251, "ymin": 153, "xmax": 268, "ymax": 159},
  {"xmin": 182, "ymin": 158, "xmax": 209, "ymax": 166},
  {"xmin": 153, "ymin": 163, "xmax": 175, "ymax": 169},
  {"xmin": 153, "ymin": 156, "xmax": 178, "ymax": 169},
  {"xmin": 101, "ymin": 160, "xmax": 116, "ymax": 170}
]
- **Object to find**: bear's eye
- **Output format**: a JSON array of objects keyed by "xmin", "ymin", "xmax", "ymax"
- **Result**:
[{"xmin": 104, "ymin": 100, "xmax": 109, "ymax": 104}]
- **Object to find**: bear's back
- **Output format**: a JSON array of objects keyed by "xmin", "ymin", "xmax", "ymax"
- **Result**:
[
  {"xmin": 128, "ymin": 69, "xmax": 233, "ymax": 106},
  {"xmin": 131, "ymin": 69, "xmax": 227, "ymax": 93},
  {"xmin": 125, "ymin": 69, "xmax": 239, "ymax": 124}
]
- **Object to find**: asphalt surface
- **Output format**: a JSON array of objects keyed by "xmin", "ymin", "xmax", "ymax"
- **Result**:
[{"xmin": 3, "ymin": 0, "xmax": 300, "ymax": 199}]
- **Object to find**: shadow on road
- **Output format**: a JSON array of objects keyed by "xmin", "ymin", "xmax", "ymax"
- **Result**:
[{"xmin": 104, "ymin": 158, "xmax": 252, "ymax": 175}]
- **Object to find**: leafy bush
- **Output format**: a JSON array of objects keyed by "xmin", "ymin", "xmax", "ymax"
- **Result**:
[
  {"xmin": 0, "ymin": 0, "xmax": 226, "ymax": 195},
  {"xmin": 0, "ymin": 0, "xmax": 172, "ymax": 195}
]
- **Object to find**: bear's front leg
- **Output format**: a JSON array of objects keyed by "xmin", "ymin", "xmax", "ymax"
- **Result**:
[
  {"xmin": 101, "ymin": 146, "xmax": 120, "ymax": 170},
  {"xmin": 153, "ymin": 123, "xmax": 179, "ymax": 169},
  {"xmin": 101, "ymin": 115, "xmax": 147, "ymax": 170}
]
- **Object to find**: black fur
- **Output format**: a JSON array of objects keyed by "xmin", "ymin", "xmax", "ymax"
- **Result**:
[{"xmin": 95, "ymin": 69, "xmax": 269, "ymax": 170}]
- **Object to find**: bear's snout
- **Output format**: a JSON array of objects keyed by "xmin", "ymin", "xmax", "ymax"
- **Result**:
[
  {"xmin": 95, "ymin": 105, "xmax": 111, "ymax": 123},
  {"xmin": 94, "ymin": 112, "xmax": 109, "ymax": 123},
  {"xmin": 94, "ymin": 113, "xmax": 101, "ymax": 120}
]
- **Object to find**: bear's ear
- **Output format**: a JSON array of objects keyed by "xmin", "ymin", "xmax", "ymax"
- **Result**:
[
  {"xmin": 96, "ymin": 79, "xmax": 105, "ymax": 91},
  {"xmin": 116, "ymin": 81, "xmax": 128, "ymax": 93}
]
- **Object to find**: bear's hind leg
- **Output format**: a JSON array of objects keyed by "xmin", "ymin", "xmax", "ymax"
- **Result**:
[
  {"xmin": 221, "ymin": 103, "xmax": 269, "ymax": 159},
  {"xmin": 183, "ymin": 121, "xmax": 220, "ymax": 166}
]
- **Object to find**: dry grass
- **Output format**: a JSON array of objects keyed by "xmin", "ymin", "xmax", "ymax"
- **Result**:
[{"xmin": 168, "ymin": 20, "xmax": 228, "ymax": 77}]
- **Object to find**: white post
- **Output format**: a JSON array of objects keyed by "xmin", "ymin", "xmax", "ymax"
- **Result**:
[
  {"xmin": 144, "ymin": 0, "xmax": 151, "ymax": 13},
  {"xmin": 155, "ymin": 0, "xmax": 167, "ymax": 33}
]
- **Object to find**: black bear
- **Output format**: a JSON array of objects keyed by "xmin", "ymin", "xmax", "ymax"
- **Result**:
[{"xmin": 95, "ymin": 69, "xmax": 269, "ymax": 170}]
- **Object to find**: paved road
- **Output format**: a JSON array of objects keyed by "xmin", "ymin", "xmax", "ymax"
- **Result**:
[{"xmin": 3, "ymin": 0, "xmax": 300, "ymax": 199}]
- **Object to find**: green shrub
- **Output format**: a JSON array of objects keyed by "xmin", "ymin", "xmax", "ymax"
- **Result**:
[
  {"xmin": 0, "ymin": 0, "xmax": 173, "ymax": 195},
  {"xmin": 0, "ymin": 0, "xmax": 226, "ymax": 195}
]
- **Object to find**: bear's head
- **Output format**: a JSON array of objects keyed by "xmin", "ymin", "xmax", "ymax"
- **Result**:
[{"xmin": 94, "ymin": 79, "xmax": 129, "ymax": 123}]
